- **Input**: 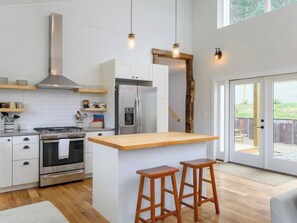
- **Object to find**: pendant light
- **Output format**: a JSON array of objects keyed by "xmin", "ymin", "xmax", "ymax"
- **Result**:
[
  {"xmin": 128, "ymin": 0, "xmax": 135, "ymax": 49},
  {"xmin": 172, "ymin": 0, "xmax": 180, "ymax": 58}
]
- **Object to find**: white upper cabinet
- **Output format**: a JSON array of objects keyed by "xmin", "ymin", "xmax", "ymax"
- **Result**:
[
  {"xmin": 104, "ymin": 59, "xmax": 153, "ymax": 81},
  {"xmin": 0, "ymin": 137, "xmax": 12, "ymax": 188},
  {"xmin": 133, "ymin": 63, "xmax": 152, "ymax": 81},
  {"xmin": 115, "ymin": 61, "xmax": 134, "ymax": 79}
]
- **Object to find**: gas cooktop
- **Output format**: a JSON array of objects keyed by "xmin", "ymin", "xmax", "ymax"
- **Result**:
[{"xmin": 34, "ymin": 126, "xmax": 83, "ymax": 134}]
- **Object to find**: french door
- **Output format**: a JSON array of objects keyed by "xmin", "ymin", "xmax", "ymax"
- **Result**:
[
  {"xmin": 230, "ymin": 78, "xmax": 265, "ymax": 168},
  {"xmin": 229, "ymin": 74, "xmax": 297, "ymax": 175}
]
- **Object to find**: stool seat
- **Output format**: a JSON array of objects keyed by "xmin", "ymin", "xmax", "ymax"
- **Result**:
[
  {"xmin": 180, "ymin": 158, "xmax": 216, "ymax": 168},
  {"xmin": 136, "ymin": 165, "xmax": 179, "ymax": 178}
]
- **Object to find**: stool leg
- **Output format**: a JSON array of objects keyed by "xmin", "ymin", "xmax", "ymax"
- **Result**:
[
  {"xmin": 171, "ymin": 173, "xmax": 182, "ymax": 223},
  {"xmin": 209, "ymin": 164, "xmax": 220, "ymax": 214},
  {"xmin": 198, "ymin": 168, "xmax": 203, "ymax": 206},
  {"xmin": 160, "ymin": 177, "xmax": 165, "ymax": 219},
  {"xmin": 179, "ymin": 165, "xmax": 187, "ymax": 203},
  {"xmin": 150, "ymin": 178, "xmax": 156, "ymax": 223},
  {"xmin": 135, "ymin": 176, "xmax": 145, "ymax": 223},
  {"xmin": 193, "ymin": 168, "xmax": 199, "ymax": 222}
]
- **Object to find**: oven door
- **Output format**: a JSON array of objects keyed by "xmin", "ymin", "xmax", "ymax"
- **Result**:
[{"xmin": 40, "ymin": 138, "xmax": 85, "ymax": 175}]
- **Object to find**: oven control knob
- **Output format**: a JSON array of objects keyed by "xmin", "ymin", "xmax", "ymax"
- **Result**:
[{"xmin": 98, "ymin": 133, "xmax": 103, "ymax": 136}]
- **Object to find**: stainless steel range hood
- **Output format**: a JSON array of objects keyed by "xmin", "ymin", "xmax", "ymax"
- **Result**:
[{"xmin": 37, "ymin": 13, "xmax": 81, "ymax": 90}]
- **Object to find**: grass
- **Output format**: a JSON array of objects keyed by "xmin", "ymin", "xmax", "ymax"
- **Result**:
[{"xmin": 235, "ymin": 103, "xmax": 297, "ymax": 119}]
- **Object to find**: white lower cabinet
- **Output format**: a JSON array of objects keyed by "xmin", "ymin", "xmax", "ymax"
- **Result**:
[
  {"xmin": 0, "ymin": 137, "xmax": 12, "ymax": 188},
  {"xmin": 85, "ymin": 153, "xmax": 93, "ymax": 174},
  {"xmin": 85, "ymin": 131, "xmax": 114, "ymax": 174},
  {"xmin": 0, "ymin": 135, "xmax": 39, "ymax": 190},
  {"xmin": 13, "ymin": 159, "xmax": 39, "ymax": 185}
]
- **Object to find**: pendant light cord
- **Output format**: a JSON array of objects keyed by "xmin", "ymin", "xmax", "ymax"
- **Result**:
[
  {"xmin": 131, "ymin": 0, "xmax": 133, "ymax": 34},
  {"xmin": 175, "ymin": 0, "xmax": 177, "ymax": 43}
]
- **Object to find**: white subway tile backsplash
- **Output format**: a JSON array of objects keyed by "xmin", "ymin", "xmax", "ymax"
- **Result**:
[{"xmin": 0, "ymin": 89, "xmax": 105, "ymax": 130}]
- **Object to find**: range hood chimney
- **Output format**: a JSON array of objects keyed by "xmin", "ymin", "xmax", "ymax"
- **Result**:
[{"xmin": 37, "ymin": 13, "xmax": 81, "ymax": 90}]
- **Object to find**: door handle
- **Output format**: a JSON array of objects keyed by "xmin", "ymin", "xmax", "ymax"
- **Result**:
[
  {"xmin": 138, "ymin": 97, "xmax": 142, "ymax": 133},
  {"xmin": 257, "ymin": 126, "xmax": 264, "ymax": 129}
]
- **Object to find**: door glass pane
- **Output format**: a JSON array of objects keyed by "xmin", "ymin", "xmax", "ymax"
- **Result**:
[
  {"xmin": 271, "ymin": 0, "xmax": 297, "ymax": 10},
  {"xmin": 273, "ymin": 80, "xmax": 297, "ymax": 161},
  {"xmin": 234, "ymin": 83, "xmax": 260, "ymax": 155}
]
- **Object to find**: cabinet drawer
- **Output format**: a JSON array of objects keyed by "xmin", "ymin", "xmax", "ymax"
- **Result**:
[
  {"xmin": 13, "ymin": 143, "xmax": 39, "ymax": 161},
  {"xmin": 13, "ymin": 159, "xmax": 39, "ymax": 186},
  {"xmin": 13, "ymin": 135, "xmax": 39, "ymax": 144}
]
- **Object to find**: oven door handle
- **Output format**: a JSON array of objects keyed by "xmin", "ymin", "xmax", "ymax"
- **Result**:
[{"xmin": 43, "ymin": 138, "xmax": 85, "ymax": 143}]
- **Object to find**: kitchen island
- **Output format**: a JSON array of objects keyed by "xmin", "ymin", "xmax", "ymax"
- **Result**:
[{"xmin": 88, "ymin": 132, "xmax": 218, "ymax": 223}]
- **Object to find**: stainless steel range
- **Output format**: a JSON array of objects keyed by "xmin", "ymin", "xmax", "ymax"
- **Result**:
[{"xmin": 34, "ymin": 126, "xmax": 85, "ymax": 187}]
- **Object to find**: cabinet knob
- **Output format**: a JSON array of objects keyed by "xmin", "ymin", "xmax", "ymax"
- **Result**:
[
  {"xmin": 136, "ymin": 76, "xmax": 138, "ymax": 79},
  {"xmin": 23, "ymin": 145, "xmax": 30, "ymax": 149},
  {"xmin": 23, "ymin": 161, "xmax": 30, "ymax": 166},
  {"xmin": 7, "ymin": 139, "xmax": 10, "ymax": 141},
  {"xmin": 132, "ymin": 76, "xmax": 135, "ymax": 78},
  {"xmin": 23, "ymin": 137, "xmax": 30, "ymax": 141},
  {"xmin": 98, "ymin": 133, "xmax": 103, "ymax": 136}
]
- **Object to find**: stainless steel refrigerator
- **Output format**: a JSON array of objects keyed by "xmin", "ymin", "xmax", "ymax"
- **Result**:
[{"xmin": 115, "ymin": 84, "xmax": 157, "ymax": 135}]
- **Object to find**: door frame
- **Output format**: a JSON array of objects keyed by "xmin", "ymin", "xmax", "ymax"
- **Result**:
[{"xmin": 151, "ymin": 48, "xmax": 195, "ymax": 133}]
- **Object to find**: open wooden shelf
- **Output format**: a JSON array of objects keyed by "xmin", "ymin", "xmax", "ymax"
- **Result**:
[
  {"xmin": 0, "ymin": 108, "xmax": 27, "ymax": 112},
  {"xmin": 74, "ymin": 88, "xmax": 107, "ymax": 94},
  {"xmin": 0, "ymin": 84, "xmax": 36, "ymax": 90},
  {"xmin": 81, "ymin": 108, "xmax": 107, "ymax": 112}
]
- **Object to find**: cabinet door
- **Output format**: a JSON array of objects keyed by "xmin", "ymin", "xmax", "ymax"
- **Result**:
[
  {"xmin": 134, "ymin": 64, "xmax": 152, "ymax": 81},
  {"xmin": 115, "ymin": 61, "xmax": 133, "ymax": 79},
  {"xmin": 157, "ymin": 99, "xmax": 169, "ymax": 132},
  {"xmin": 152, "ymin": 64, "xmax": 169, "ymax": 99},
  {"xmin": 84, "ymin": 131, "xmax": 115, "ymax": 174},
  {"xmin": 13, "ymin": 159, "xmax": 39, "ymax": 185},
  {"xmin": 85, "ymin": 153, "xmax": 93, "ymax": 174},
  {"xmin": 0, "ymin": 137, "xmax": 12, "ymax": 188}
]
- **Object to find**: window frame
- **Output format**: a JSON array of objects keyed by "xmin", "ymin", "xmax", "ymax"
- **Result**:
[{"xmin": 218, "ymin": 0, "xmax": 295, "ymax": 28}]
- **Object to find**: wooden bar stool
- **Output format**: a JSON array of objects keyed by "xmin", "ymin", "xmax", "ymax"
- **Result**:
[
  {"xmin": 179, "ymin": 159, "xmax": 220, "ymax": 222},
  {"xmin": 135, "ymin": 165, "xmax": 182, "ymax": 223}
]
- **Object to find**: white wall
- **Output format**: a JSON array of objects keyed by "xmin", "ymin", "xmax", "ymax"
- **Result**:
[
  {"xmin": 0, "ymin": 0, "xmax": 192, "ymax": 129},
  {"xmin": 192, "ymin": 1, "xmax": 297, "ymax": 155}
]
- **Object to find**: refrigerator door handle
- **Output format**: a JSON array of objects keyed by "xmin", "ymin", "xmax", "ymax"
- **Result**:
[
  {"xmin": 138, "ymin": 97, "xmax": 142, "ymax": 133},
  {"xmin": 135, "ymin": 97, "xmax": 139, "ymax": 133}
]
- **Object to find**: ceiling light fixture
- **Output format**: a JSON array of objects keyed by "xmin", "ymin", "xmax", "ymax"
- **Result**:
[
  {"xmin": 214, "ymin": 48, "xmax": 222, "ymax": 61},
  {"xmin": 128, "ymin": 0, "xmax": 135, "ymax": 49},
  {"xmin": 172, "ymin": 0, "xmax": 180, "ymax": 58}
]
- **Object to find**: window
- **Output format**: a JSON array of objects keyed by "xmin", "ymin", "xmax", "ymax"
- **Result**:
[{"xmin": 218, "ymin": 0, "xmax": 297, "ymax": 27}]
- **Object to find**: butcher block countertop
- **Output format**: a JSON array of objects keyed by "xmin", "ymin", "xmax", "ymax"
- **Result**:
[{"xmin": 88, "ymin": 132, "xmax": 219, "ymax": 151}]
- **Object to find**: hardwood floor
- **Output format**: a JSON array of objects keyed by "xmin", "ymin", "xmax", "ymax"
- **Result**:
[{"xmin": 1, "ymin": 169, "xmax": 297, "ymax": 223}]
